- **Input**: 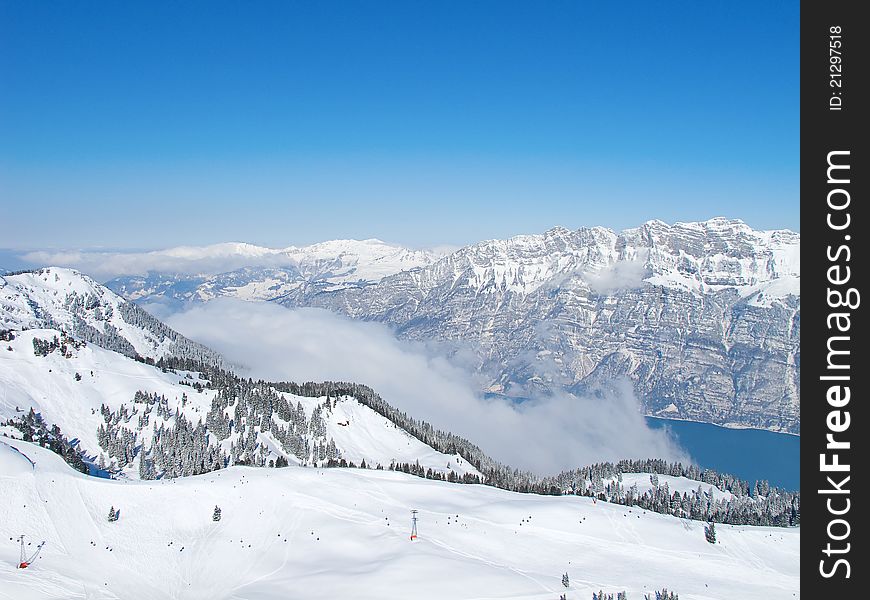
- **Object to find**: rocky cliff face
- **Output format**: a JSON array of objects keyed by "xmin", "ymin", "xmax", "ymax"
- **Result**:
[
  {"xmin": 277, "ymin": 218, "xmax": 801, "ymax": 433},
  {"xmin": 104, "ymin": 218, "xmax": 800, "ymax": 433}
]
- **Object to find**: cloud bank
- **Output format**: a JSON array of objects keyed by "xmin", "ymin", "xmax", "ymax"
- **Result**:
[
  {"xmin": 585, "ymin": 257, "xmax": 650, "ymax": 294},
  {"xmin": 165, "ymin": 299, "xmax": 686, "ymax": 474},
  {"xmin": 17, "ymin": 239, "xmax": 450, "ymax": 281},
  {"xmin": 20, "ymin": 244, "xmax": 308, "ymax": 280}
]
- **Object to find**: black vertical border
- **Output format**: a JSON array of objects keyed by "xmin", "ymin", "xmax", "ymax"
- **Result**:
[{"xmin": 802, "ymin": 0, "xmax": 866, "ymax": 593}]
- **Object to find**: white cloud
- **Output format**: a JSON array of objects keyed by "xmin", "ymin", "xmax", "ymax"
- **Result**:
[
  {"xmin": 165, "ymin": 299, "xmax": 686, "ymax": 474},
  {"xmin": 585, "ymin": 257, "xmax": 650, "ymax": 294},
  {"xmin": 19, "ymin": 244, "xmax": 295, "ymax": 279}
]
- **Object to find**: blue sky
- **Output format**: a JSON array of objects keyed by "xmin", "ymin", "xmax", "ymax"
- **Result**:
[{"xmin": 0, "ymin": 1, "xmax": 799, "ymax": 250}]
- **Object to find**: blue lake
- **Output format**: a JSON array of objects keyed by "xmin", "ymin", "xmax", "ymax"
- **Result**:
[{"xmin": 646, "ymin": 417, "xmax": 800, "ymax": 491}]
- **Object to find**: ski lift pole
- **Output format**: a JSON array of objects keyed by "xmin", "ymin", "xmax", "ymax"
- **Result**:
[
  {"xmin": 17, "ymin": 535, "xmax": 46, "ymax": 569},
  {"xmin": 410, "ymin": 510, "xmax": 418, "ymax": 541}
]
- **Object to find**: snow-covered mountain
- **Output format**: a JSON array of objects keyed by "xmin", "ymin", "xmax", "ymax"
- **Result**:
[
  {"xmin": 1, "ymin": 268, "xmax": 223, "ymax": 366},
  {"xmin": 282, "ymin": 218, "xmax": 801, "ymax": 433},
  {"xmin": 104, "ymin": 218, "xmax": 799, "ymax": 433},
  {"xmin": 0, "ymin": 326, "xmax": 478, "ymax": 480},
  {"xmin": 1, "ymin": 437, "xmax": 799, "ymax": 599},
  {"xmin": 106, "ymin": 239, "xmax": 440, "ymax": 309}
]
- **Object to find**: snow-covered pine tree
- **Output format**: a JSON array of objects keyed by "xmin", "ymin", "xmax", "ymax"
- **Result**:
[
  {"xmin": 562, "ymin": 572, "xmax": 569, "ymax": 587},
  {"xmin": 704, "ymin": 522, "xmax": 716, "ymax": 544},
  {"xmin": 108, "ymin": 506, "xmax": 117, "ymax": 522},
  {"xmin": 138, "ymin": 447, "xmax": 154, "ymax": 480},
  {"xmin": 213, "ymin": 505, "xmax": 222, "ymax": 522}
]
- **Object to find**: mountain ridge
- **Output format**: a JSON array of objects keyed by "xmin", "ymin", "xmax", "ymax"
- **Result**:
[
  {"xmin": 286, "ymin": 218, "xmax": 799, "ymax": 433},
  {"xmin": 1, "ymin": 268, "xmax": 224, "ymax": 367}
]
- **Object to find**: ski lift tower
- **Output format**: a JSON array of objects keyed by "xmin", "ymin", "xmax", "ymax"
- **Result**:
[
  {"xmin": 410, "ymin": 510, "xmax": 419, "ymax": 541},
  {"xmin": 17, "ymin": 535, "xmax": 46, "ymax": 569}
]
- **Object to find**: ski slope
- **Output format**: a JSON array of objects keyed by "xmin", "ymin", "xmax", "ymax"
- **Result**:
[{"xmin": 1, "ymin": 439, "xmax": 799, "ymax": 600}]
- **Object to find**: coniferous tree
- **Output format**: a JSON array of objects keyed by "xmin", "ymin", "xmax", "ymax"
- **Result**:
[
  {"xmin": 2, "ymin": 411, "xmax": 88, "ymax": 474},
  {"xmin": 704, "ymin": 522, "xmax": 716, "ymax": 544}
]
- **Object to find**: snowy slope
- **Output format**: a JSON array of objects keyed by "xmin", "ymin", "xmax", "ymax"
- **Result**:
[
  {"xmin": 296, "ymin": 394, "xmax": 479, "ymax": 477},
  {"xmin": 1, "ymin": 438, "xmax": 799, "ymax": 600},
  {"xmin": 0, "ymin": 328, "xmax": 476, "ymax": 479},
  {"xmin": 282, "ymin": 239, "xmax": 440, "ymax": 286},
  {"xmin": 1, "ymin": 268, "xmax": 222, "ymax": 365},
  {"xmin": 614, "ymin": 473, "xmax": 733, "ymax": 502},
  {"xmin": 0, "ymin": 328, "xmax": 219, "ymax": 467}
]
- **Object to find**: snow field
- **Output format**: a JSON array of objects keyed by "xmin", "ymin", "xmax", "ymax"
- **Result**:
[
  {"xmin": 613, "ymin": 474, "xmax": 733, "ymax": 502},
  {"xmin": 1, "ymin": 439, "xmax": 799, "ymax": 600}
]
